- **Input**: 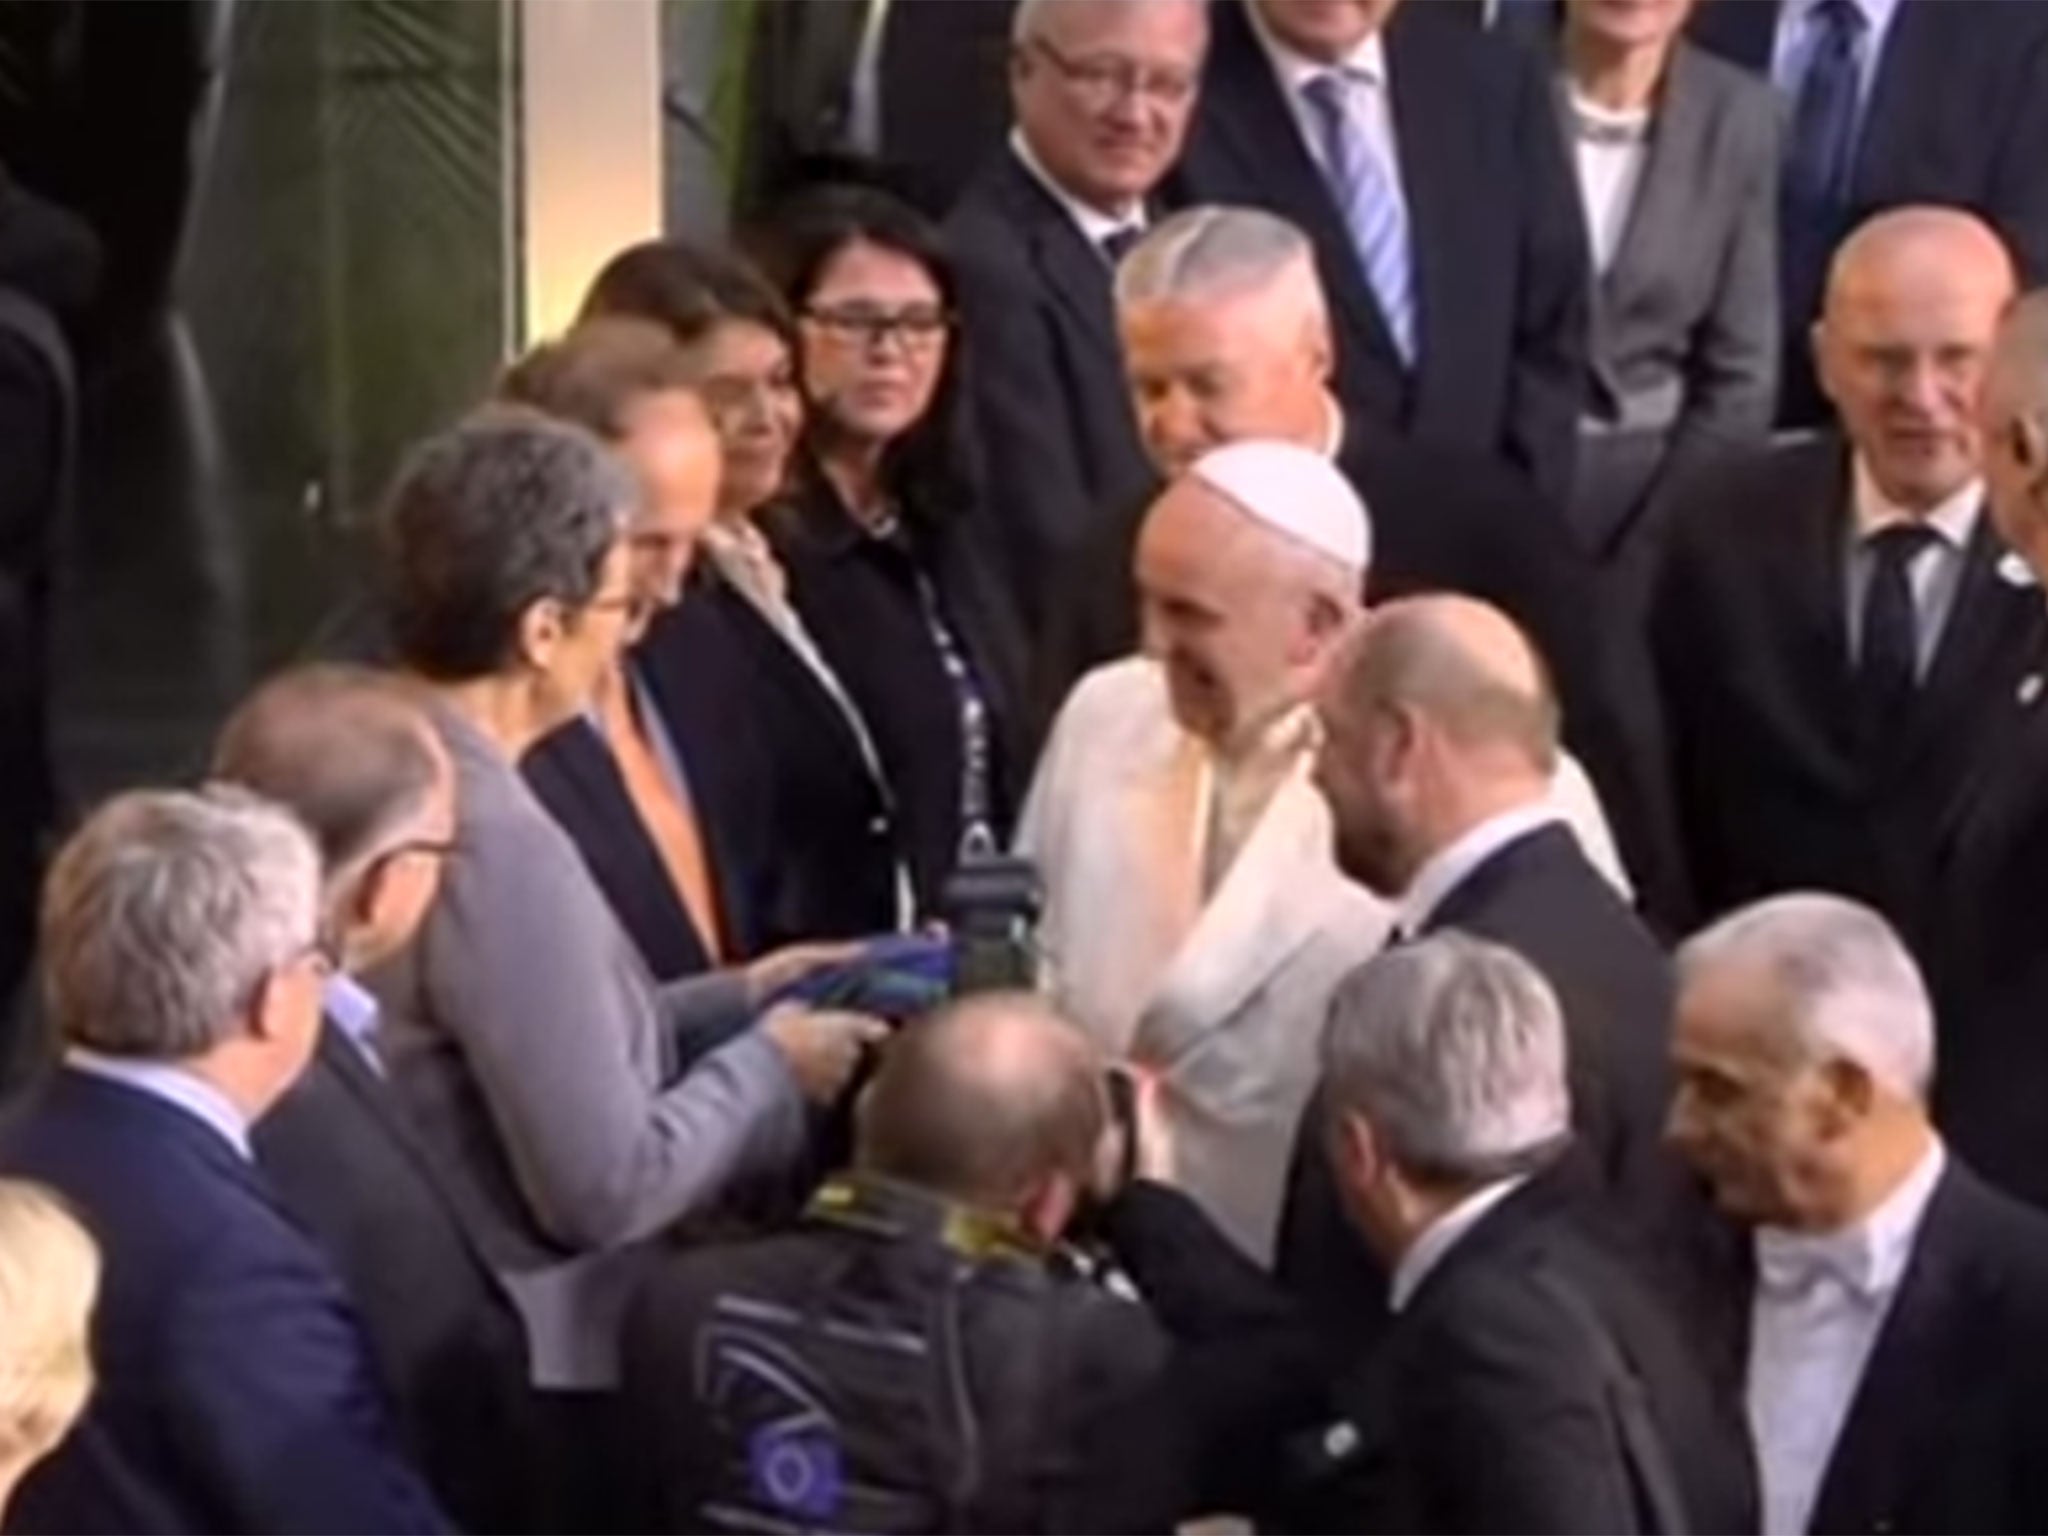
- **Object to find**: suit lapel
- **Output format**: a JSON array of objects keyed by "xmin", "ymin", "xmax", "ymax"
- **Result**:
[
  {"xmin": 1598, "ymin": 45, "xmax": 1710, "ymax": 328},
  {"xmin": 1850, "ymin": 0, "xmax": 1937, "ymax": 205},
  {"xmin": 1000, "ymin": 152, "xmax": 1124, "ymax": 369},
  {"xmin": 1808, "ymin": 1166, "xmax": 1981, "ymax": 1532},
  {"xmin": 1777, "ymin": 446, "xmax": 1862, "ymax": 762},
  {"xmin": 1897, "ymin": 516, "xmax": 2038, "ymax": 781},
  {"xmin": 1382, "ymin": 17, "xmax": 1460, "ymax": 382}
]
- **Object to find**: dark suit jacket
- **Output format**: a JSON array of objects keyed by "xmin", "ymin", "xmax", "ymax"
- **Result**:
[
  {"xmin": 1562, "ymin": 40, "xmax": 1780, "ymax": 603},
  {"xmin": 1917, "ymin": 626, "xmax": 2048, "ymax": 1210},
  {"xmin": 637, "ymin": 563, "xmax": 904, "ymax": 941},
  {"xmin": 943, "ymin": 146, "xmax": 1157, "ymax": 637},
  {"xmin": 1120, "ymin": 1154, "xmax": 1754, "ymax": 1535},
  {"xmin": 1277, "ymin": 823, "xmax": 1684, "ymax": 1359},
  {"xmin": 1690, "ymin": 0, "xmax": 2048, "ymax": 425},
  {"xmin": 0, "ymin": 1069, "xmax": 447, "ymax": 1535},
  {"xmin": 765, "ymin": 471, "xmax": 1031, "ymax": 912},
  {"xmin": 1172, "ymin": 0, "xmax": 1589, "ymax": 507},
  {"xmin": 1650, "ymin": 438, "xmax": 2046, "ymax": 939},
  {"xmin": 1045, "ymin": 423, "xmax": 1688, "ymax": 926},
  {"xmin": 253, "ymin": 1019, "xmax": 535, "ymax": 1532},
  {"xmin": 524, "ymin": 704, "xmax": 773, "ymax": 983},
  {"xmin": 1692, "ymin": 1160, "xmax": 2048, "ymax": 1534}
]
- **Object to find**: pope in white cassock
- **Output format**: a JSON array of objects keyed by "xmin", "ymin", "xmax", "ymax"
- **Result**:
[{"xmin": 1018, "ymin": 441, "xmax": 1623, "ymax": 1260}]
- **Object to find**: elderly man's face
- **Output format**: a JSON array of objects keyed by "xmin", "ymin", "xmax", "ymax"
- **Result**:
[
  {"xmin": 1123, "ymin": 289, "xmax": 1330, "ymax": 478},
  {"xmin": 1666, "ymin": 965, "xmax": 1846, "ymax": 1230},
  {"xmin": 1137, "ymin": 481, "xmax": 1326, "ymax": 745},
  {"xmin": 617, "ymin": 389, "xmax": 721, "ymax": 637},
  {"xmin": 1814, "ymin": 253, "xmax": 2008, "ymax": 513},
  {"xmin": 1011, "ymin": 0, "xmax": 1207, "ymax": 215},
  {"xmin": 1252, "ymin": 0, "xmax": 1400, "ymax": 61}
]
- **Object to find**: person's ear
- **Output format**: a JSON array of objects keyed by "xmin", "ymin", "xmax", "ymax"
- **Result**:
[
  {"xmin": 1810, "ymin": 319, "xmax": 1840, "ymax": 405},
  {"xmin": 1813, "ymin": 1056, "xmax": 1877, "ymax": 1139},
  {"xmin": 1018, "ymin": 1172, "xmax": 1078, "ymax": 1246},
  {"xmin": 515, "ymin": 596, "xmax": 565, "ymax": 675},
  {"xmin": 1330, "ymin": 1106, "xmax": 1383, "ymax": 1192},
  {"xmin": 2013, "ymin": 410, "xmax": 2048, "ymax": 488}
]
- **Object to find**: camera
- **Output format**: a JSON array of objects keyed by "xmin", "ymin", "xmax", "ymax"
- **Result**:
[{"xmin": 939, "ymin": 849, "xmax": 1044, "ymax": 995}]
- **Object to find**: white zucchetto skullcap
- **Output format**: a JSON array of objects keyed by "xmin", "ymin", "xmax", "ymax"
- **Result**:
[{"xmin": 1185, "ymin": 440, "xmax": 1373, "ymax": 572}]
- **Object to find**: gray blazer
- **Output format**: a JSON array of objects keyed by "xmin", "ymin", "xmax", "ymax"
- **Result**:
[
  {"xmin": 1562, "ymin": 41, "xmax": 1781, "ymax": 562},
  {"xmin": 368, "ymin": 701, "xmax": 804, "ymax": 1388}
]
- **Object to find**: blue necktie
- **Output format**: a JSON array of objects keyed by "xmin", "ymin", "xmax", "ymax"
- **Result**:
[
  {"xmin": 1303, "ymin": 71, "xmax": 1416, "ymax": 366},
  {"xmin": 1781, "ymin": 0, "xmax": 1868, "ymax": 324}
]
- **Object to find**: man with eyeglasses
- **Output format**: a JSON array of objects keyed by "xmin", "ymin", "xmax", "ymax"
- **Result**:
[
  {"xmin": 0, "ymin": 787, "xmax": 450, "ymax": 1534},
  {"xmin": 945, "ymin": 0, "xmax": 1208, "ymax": 697},
  {"xmin": 214, "ymin": 664, "xmax": 539, "ymax": 1532}
]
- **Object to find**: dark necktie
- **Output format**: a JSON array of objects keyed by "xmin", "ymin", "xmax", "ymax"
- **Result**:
[
  {"xmin": 1855, "ymin": 523, "xmax": 1938, "ymax": 742},
  {"xmin": 1101, "ymin": 225, "xmax": 1144, "ymax": 266},
  {"xmin": 1781, "ymin": 0, "xmax": 1868, "ymax": 332}
]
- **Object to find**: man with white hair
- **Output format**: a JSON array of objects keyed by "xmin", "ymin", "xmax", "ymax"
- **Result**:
[
  {"xmin": 0, "ymin": 789, "xmax": 448, "ymax": 1533},
  {"xmin": 1289, "ymin": 933, "xmax": 1753, "ymax": 1533},
  {"xmin": 946, "ymin": 0, "xmax": 1209, "ymax": 641},
  {"xmin": 1047, "ymin": 203, "xmax": 1685, "ymax": 922},
  {"xmin": 1019, "ymin": 440, "xmax": 1615, "ymax": 1259},
  {"xmin": 1669, "ymin": 892, "xmax": 2048, "ymax": 1536}
]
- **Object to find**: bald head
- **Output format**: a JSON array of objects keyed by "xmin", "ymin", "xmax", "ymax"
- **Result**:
[
  {"xmin": 212, "ymin": 665, "xmax": 447, "ymax": 881},
  {"xmin": 1815, "ymin": 207, "xmax": 2016, "ymax": 512},
  {"xmin": 1314, "ymin": 597, "xmax": 1560, "ymax": 896},
  {"xmin": 856, "ymin": 994, "xmax": 1107, "ymax": 1214}
]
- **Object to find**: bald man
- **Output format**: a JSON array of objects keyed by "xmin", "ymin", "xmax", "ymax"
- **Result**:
[
  {"xmin": 624, "ymin": 993, "xmax": 1190, "ymax": 1532},
  {"xmin": 1653, "ymin": 207, "xmax": 2046, "ymax": 942},
  {"xmin": 1018, "ymin": 443, "xmax": 1617, "ymax": 1260},
  {"xmin": 1279, "ymin": 596, "xmax": 1686, "ymax": 1350}
]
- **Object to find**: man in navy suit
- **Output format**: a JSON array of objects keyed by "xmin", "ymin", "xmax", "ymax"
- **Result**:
[
  {"xmin": 214, "ymin": 665, "xmax": 537, "ymax": 1532},
  {"xmin": 0, "ymin": 787, "xmax": 447, "ymax": 1534}
]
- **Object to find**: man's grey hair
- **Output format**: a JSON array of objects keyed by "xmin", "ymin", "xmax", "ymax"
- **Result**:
[
  {"xmin": 1115, "ymin": 205, "xmax": 1327, "ymax": 327},
  {"xmin": 1677, "ymin": 893, "xmax": 1935, "ymax": 1100},
  {"xmin": 1321, "ymin": 933, "xmax": 1571, "ymax": 1186},
  {"xmin": 1012, "ymin": 0, "xmax": 1207, "ymax": 47},
  {"xmin": 40, "ymin": 788, "xmax": 323, "ymax": 1061}
]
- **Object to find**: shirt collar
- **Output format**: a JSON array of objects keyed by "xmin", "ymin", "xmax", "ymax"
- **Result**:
[
  {"xmin": 322, "ymin": 973, "xmax": 382, "ymax": 1060},
  {"xmin": 1247, "ymin": 0, "xmax": 1389, "ymax": 97},
  {"xmin": 64, "ymin": 1049, "xmax": 254, "ymax": 1160},
  {"xmin": 1851, "ymin": 459, "xmax": 1982, "ymax": 551},
  {"xmin": 1754, "ymin": 1137, "xmax": 1947, "ymax": 1303},
  {"xmin": 1396, "ymin": 804, "xmax": 1563, "ymax": 939},
  {"xmin": 1390, "ymin": 1174, "xmax": 1530, "ymax": 1311},
  {"xmin": 1008, "ymin": 128, "xmax": 1146, "ymax": 248}
]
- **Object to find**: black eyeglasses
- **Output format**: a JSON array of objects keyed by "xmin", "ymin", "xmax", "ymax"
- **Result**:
[
  {"xmin": 1025, "ymin": 35, "xmax": 1198, "ymax": 108},
  {"xmin": 801, "ymin": 304, "xmax": 953, "ymax": 352},
  {"xmin": 371, "ymin": 835, "xmax": 459, "ymax": 871}
]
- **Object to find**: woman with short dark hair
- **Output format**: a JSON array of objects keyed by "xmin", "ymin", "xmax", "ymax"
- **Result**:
[{"xmin": 745, "ymin": 184, "xmax": 1030, "ymax": 913}]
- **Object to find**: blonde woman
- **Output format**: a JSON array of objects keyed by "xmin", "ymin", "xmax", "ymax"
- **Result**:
[{"xmin": 0, "ymin": 1180, "xmax": 99, "ymax": 1519}]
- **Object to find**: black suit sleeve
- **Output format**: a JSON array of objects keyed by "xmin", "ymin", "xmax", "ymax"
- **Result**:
[
  {"xmin": 1404, "ymin": 1296, "xmax": 1640, "ymax": 1536},
  {"xmin": 1505, "ymin": 43, "xmax": 1589, "ymax": 511}
]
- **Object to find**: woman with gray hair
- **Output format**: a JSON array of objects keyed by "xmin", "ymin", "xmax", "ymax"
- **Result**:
[
  {"xmin": 0, "ymin": 1179, "xmax": 100, "ymax": 1521},
  {"xmin": 366, "ymin": 407, "xmax": 883, "ymax": 1393}
]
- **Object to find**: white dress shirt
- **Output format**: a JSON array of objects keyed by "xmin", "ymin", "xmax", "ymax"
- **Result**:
[
  {"xmin": 1842, "ymin": 462, "xmax": 1982, "ymax": 676},
  {"xmin": 1008, "ymin": 128, "xmax": 1146, "ymax": 255},
  {"xmin": 1748, "ymin": 1136, "xmax": 1947, "ymax": 1536},
  {"xmin": 1770, "ymin": 0, "xmax": 1904, "ymax": 107},
  {"xmin": 1244, "ymin": 5, "xmax": 1412, "ymax": 235},
  {"xmin": 1395, "ymin": 803, "xmax": 1565, "ymax": 940},
  {"xmin": 323, "ymin": 972, "xmax": 384, "ymax": 1072},
  {"xmin": 1566, "ymin": 90, "xmax": 1652, "ymax": 275},
  {"xmin": 65, "ymin": 1048, "xmax": 253, "ymax": 1159},
  {"xmin": 1389, "ymin": 1173, "xmax": 1531, "ymax": 1311}
]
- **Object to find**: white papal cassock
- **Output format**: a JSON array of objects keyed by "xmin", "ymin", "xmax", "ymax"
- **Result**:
[{"xmin": 1017, "ymin": 655, "xmax": 1626, "ymax": 1262}]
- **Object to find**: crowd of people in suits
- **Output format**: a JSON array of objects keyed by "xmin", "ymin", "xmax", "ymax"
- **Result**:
[{"xmin": 8, "ymin": 0, "xmax": 2048, "ymax": 1531}]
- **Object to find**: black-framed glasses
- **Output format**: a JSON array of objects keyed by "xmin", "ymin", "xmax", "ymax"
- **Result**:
[
  {"xmin": 1025, "ymin": 35, "xmax": 1198, "ymax": 108},
  {"xmin": 801, "ymin": 303, "xmax": 953, "ymax": 352},
  {"xmin": 371, "ymin": 835, "xmax": 459, "ymax": 873}
]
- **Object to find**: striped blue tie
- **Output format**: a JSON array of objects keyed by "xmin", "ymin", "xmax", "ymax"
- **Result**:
[{"xmin": 1303, "ymin": 69, "xmax": 1416, "ymax": 366}]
